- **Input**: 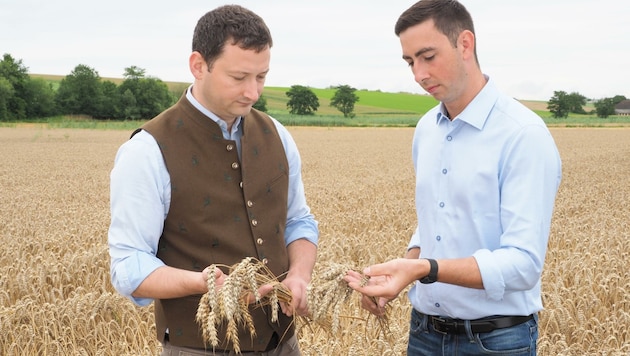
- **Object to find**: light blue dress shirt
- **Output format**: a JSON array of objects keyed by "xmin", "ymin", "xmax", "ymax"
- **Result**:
[
  {"xmin": 407, "ymin": 77, "xmax": 562, "ymax": 319},
  {"xmin": 108, "ymin": 87, "xmax": 319, "ymax": 306}
]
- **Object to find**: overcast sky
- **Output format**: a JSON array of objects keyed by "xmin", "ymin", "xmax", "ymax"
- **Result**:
[{"xmin": 1, "ymin": 0, "xmax": 628, "ymax": 101}]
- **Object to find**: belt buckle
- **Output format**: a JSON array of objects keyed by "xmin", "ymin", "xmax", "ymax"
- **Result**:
[{"xmin": 431, "ymin": 316, "xmax": 452, "ymax": 335}]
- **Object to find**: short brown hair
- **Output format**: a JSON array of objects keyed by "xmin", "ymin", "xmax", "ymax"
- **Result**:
[
  {"xmin": 395, "ymin": 0, "xmax": 475, "ymax": 50},
  {"xmin": 192, "ymin": 5, "xmax": 273, "ymax": 69}
]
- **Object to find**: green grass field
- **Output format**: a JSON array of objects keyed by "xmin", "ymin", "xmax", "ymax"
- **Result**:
[{"xmin": 24, "ymin": 74, "xmax": 630, "ymax": 128}]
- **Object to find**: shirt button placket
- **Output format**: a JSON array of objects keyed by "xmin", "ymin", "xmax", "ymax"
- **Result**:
[{"xmin": 437, "ymin": 133, "xmax": 452, "ymax": 248}]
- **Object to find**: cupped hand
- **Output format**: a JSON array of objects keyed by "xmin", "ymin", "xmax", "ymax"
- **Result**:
[
  {"xmin": 344, "ymin": 259, "xmax": 417, "ymax": 302},
  {"xmin": 280, "ymin": 275, "xmax": 309, "ymax": 317}
]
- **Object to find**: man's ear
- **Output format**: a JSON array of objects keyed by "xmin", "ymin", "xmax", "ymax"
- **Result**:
[
  {"xmin": 459, "ymin": 30, "xmax": 476, "ymax": 61},
  {"xmin": 189, "ymin": 51, "xmax": 207, "ymax": 80}
]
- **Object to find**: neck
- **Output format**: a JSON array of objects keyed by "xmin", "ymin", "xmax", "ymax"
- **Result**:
[{"xmin": 444, "ymin": 71, "xmax": 487, "ymax": 119}]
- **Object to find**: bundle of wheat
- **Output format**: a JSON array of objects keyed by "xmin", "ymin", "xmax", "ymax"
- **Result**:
[
  {"xmin": 195, "ymin": 257, "xmax": 291, "ymax": 353},
  {"xmin": 196, "ymin": 258, "xmax": 388, "ymax": 353}
]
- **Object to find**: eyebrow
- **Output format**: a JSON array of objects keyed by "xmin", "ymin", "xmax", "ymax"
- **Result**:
[
  {"xmin": 229, "ymin": 69, "xmax": 270, "ymax": 76},
  {"xmin": 402, "ymin": 47, "xmax": 436, "ymax": 61}
]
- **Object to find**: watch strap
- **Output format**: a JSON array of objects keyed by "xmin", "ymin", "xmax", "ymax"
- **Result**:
[{"xmin": 419, "ymin": 258, "xmax": 438, "ymax": 284}]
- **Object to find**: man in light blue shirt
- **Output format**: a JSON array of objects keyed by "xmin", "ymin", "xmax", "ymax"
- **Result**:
[{"xmin": 346, "ymin": 1, "xmax": 561, "ymax": 355}]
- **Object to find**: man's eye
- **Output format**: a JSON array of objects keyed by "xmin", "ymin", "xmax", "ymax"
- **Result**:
[{"xmin": 424, "ymin": 55, "xmax": 435, "ymax": 61}]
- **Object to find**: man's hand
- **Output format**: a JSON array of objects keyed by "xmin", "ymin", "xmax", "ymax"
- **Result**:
[
  {"xmin": 345, "ymin": 258, "xmax": 426, "ymax": 303},
  {"xmin": 281, "ymin": 274, "xmax": 309, "ymax": 317}
]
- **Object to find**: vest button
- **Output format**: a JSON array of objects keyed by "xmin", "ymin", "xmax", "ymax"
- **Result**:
[
  {"xmin": 239, "ymin": 182, "xmax": 243, "ymax": 188},
  {"xmin": 231, "ymin": 162, "xmax": 239, "ymax": 169},
  {"xmin": 257, "ymin": 238, "xmax": 263, "ymax": 245},
  {"xmin": 251, "ymin": 219, "xmax": 258, "ymax": 226},
  {"xmin": 262, "ymin": 258, "xmax": 268, "ymax": 265},
  {"xmin": 247, "ymin": 200, "xmax": 254, "ymax": 208},
  {"xmin": 226, "ymin": 144, "xmax": 234, "ymax": 151}
]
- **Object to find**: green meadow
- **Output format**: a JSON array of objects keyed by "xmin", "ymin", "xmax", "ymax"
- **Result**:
[{"xmin": 17, "ymin": 75, "xmax": 630, "ymax": 128}]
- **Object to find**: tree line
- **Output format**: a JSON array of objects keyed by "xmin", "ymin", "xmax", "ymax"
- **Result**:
[
  {"xmin": 0, "ymin": 54, "xmax": 175, "ymax": 121},
  {"xmin": 11, "ymin": 51, "xmax": 625, "ymax": 121},
  {"xmin": 1, "ymin": 53, "xmax": 361, "ymax": 121},
  {"xmin": 547, "ymin": 90, "xmax": 626, "ymax": 119}
]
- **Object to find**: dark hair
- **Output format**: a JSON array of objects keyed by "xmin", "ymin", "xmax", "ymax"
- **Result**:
[
  {"xmin": 395, "ymin": 0, "xmax": 476, "ymax": 52},
  {"xmin": 192, "ymin": 5, "xmax": 273, "ymax": 68}
]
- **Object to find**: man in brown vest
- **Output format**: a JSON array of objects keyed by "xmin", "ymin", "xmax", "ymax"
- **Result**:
[{"xmin": 108, "ymin": 5, "xmax": 319, "ymax": 355}]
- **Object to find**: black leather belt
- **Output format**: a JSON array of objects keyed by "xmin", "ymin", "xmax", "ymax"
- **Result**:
[{"xmin": 419, "ymin": 311, "xmax": 534, "ymax": 334}]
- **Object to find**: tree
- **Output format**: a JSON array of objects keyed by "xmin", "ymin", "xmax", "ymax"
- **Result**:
[
  {"xmin": 566, "ymin": 92, "xmax": 587, "ymax": 114},
  {"xmin": 119, "ymin": 89, "xmax": 139, "ymax": 120},
  {"xmin": 547, "ymin": 91, "xmax": 570, "ymax": 118},
  {"xmin": 55, "ymin": 64, "xmax": 104, "ymax": 117},
  {"xmin": 25, "ymin": 78, "xmax": 57, "ymax": 118},
  {"xmin": 594, "ymin": 98, "xmax": 615, "ymax": 118},
  {"xmin": 612, "ymin": 95, "xmax": 627, "ymax": 105},
  {"xmin": 330, "ymin": 85, "xmax": 359, "ymax": 118},
  {"xmin": 0, "ymin": 53, "xmax": 30, "ymax": 120},
  {"xmin": 123, "ymin": 66, "xmax": 146, "ymax": 80},
  {"xmin": 548, "ymin": 90, "xmax": 588, "ymax": 118},
  {"xmin": 253, "ymin": 94, "xmax": 268, "ymax": 112},
  {"xmin": 0, "ymin": 54, "xmax": 60, "ymax": 120},
  {"xmin": 0, "ymin": 76, "xmax": 14, "ymax": 121},
  {"xmin": 117, "ymin": 67, "xmax": 173, "ymax": 119},
  {"xmin": 286, "ymin": 85, "xmax": 319, "ymax": 115},
  {"xmin": 594, "ymin": 95, "xmax": 626, "ymax": 118},
  {"xmin": 95, "ymin": 80, "xmax": 121, "ymax": 120}
]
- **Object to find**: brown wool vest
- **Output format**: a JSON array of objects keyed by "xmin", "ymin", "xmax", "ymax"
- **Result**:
[{"xmin": 136, "ymin": 95, "xmax": 293, "ymax": 351}]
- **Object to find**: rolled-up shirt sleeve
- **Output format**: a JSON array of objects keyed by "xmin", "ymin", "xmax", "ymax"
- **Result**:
[
  {"xmin": 108, "ymin": 130, "xmax": 169, "ymax": 306},
  {"xmin": 272, "ymin": 120, "xmax": 319, "ymax": 247},
  {"xmin": 474, "ymin": 125, "xmax": 561, "ymax": 301},
  {"xmin": 408, "ymin": 226, "xmax": 421, "ymax": 250}
]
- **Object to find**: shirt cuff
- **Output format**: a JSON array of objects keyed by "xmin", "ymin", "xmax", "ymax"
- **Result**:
[
  {"xmin": 407, "ymin": 227, "xmax": 421, "ymax": 250},
  {"xmin": 111, "ymin": 251, "xmax": 165, "ymax": 306},
  {"xmin": 285, "ymin": 220, "xmax": 319, "ymax": 246},
  {"xmin": 473, "ymin": 249, "xmax": 505, "ymax": 301}
]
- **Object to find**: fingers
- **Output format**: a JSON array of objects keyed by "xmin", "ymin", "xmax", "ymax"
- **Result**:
[
  {"xmin": 344, "ymin": 270, "xmax": 384, "ymax": 297},
  {"xmin": 280, "ymin": 277, "xmax": 310, "ymax": 317},
  {"xmin": 280, "ymin": 301, "xmax": 293, "ymax": 317},
  {"xmin": 360, "ymin": 294, "xmax": 387, "ymax": 316},
  {"xmin": 257, "ymin": 283, "xmax": 274, "ymax": 298},
  {"xmin": 280, "ymin": 293, "xmax": 308, "ymax": 318}
]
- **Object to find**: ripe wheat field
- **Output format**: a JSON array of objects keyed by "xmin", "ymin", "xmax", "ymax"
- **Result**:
[{"xmin": 0, "ymin": 126, "xmax": 628, "ymax": 355}]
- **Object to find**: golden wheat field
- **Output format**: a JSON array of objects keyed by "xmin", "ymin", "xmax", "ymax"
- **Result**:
[{"xmin": 0, "ymin": 125, "xmax": 628, "ymax": 355}]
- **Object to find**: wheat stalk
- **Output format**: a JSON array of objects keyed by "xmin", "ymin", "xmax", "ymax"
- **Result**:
[
  {"xmin": 298, "ymin": 262, "xmax": 390, "ymax": 338},
  {"xmin": 195, "ymin": 257, "xmax": 291, "ymax": 353}
]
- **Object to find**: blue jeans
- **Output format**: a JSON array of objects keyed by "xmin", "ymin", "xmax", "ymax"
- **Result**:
[{"xmin": 407, "ymin": 309, "xmax": 538, "ymax": 355}]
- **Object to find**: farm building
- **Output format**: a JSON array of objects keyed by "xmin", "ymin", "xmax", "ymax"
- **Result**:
[{"xmin": 614, "ymin": 99, "xmax": 630, "ymax": 115}]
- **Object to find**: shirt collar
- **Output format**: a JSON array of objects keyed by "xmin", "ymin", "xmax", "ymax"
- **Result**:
[
  {"xmin": 435, "ymin": 75, "xmax": 499, "ymax": 131},
  {"xmin": 185, "ymin": 85, "xmax": 243, "ymax": 133}
]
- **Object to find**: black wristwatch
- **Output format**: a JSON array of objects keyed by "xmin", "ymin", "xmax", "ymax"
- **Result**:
[{"xmin": 419, "ymin": 258, "xmax": 438, "ymax": 284}]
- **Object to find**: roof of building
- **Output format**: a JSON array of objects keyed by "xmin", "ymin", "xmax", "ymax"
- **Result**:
[{"xmin": 614, "ymin": 99, "xmax": 630, "ymax": 110}]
